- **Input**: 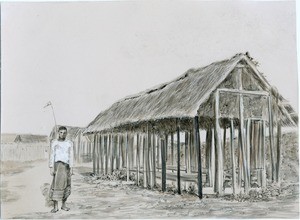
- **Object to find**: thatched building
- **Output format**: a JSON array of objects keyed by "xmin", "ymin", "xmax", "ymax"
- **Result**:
[{"xmin": 84, "ymin": 53, "xmax": 298, "ymax": 197}]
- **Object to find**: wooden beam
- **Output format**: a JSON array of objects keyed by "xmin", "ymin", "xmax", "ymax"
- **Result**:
[
  {"xmin": 92, "ymin": 134, "xmax": 96, "ymax": 174},
  {"xmin": 143, "ymin": 134, "xmax": 147, "ymax": 188},
  {"xmin": 214, "ymin": 91, "xmax": 224, "ymax": 195},
  {"xmin": 120, "ymin": 135, "xmax": 125, "ymax": 169},
  {"xmin": 116, "ymin": 135, "xmax": 120, "ymax": 170},
  {"xmin": 146, "ymin": 127, "xmax": 151, "ymax": 188},
  {"xmin": 157, "ymin": 135, "xmax": 161, "ymax": 172},
  {"xmin": 100, "ymin": 134, "xmax": 104, "ymax": 174},
  {"xmin": 210, "ymin": 129, "xmax": 215, "ymax": 188},
  {"xmin": 161, "ymin": 136, "xmax": 166, "ymax": 192},
  {"xmin": 205, "ymin": 127, "xmax": 211, "ymax": 185},
  {"xmin": 126, "ymin": 133, "xmax": 130, "ymax": 182},
  {"xmin": 276, "ymin": 122, "xmax": 282, "ymax": 183},
  {"xmin": 96, "ymin": 134, "xmax": 100, "ymax": 174},
  {"xmin": 110, "ymin": 134, "xmax": 114, "ymax": 174},
  {"xmin": 152, "ymin": 132, "xmax": 156, "ymax": 187},
  {"xmin": 217, "ymin": 88, "xmax": 269, "ymax": 96},
  {"xmin": 268, "ymin": 96, "xmax": 276, "ymax": 182},
  {"xmin": 136, "ymin": 133, "xmax": 140, "ymax": 186},
  {"xmin": 230, "ymin": 119, "xmax": 237, "ymax": 195},
  {"xmin": 185, "ymin": 132, "xmax": 189, "ymax": 173},
  {"xmin": 171, "ymin": 132, "xmax": 174, "ymax": 170},
  {"xmin": 246, "ymin": 119, "xmax": 251, "ymax": 185},
  {"xmin": 194, "ymin": 116, "xmax": 202, "ymax": 199},
  {"xmin": 239, "ymin": 93, "xmax": 250, "ymax": 194},
  {"xmin": 223, "ymin": 127, "xmax": 226, "ymax": 171},
  {"xmin": 177, "ymin": 122, "xmax": 181, "ymax": 195},
  {"xmin": 261, "ymin": 120, "xmax": 267, "ymax": 188}
]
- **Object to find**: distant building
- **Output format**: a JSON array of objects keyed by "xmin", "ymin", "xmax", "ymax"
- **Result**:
[
  {"xmin": 1, "ymin": 133, "xmax": 48, "ymax": 161},
  {"xmin": 14, "ymin": 134, "xmax": 48, "ymax": 143}
]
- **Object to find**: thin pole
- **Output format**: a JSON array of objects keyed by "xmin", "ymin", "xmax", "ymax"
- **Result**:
[
  {"xmin": 176, "ymin": 122, "xmax": 181, "ymax": 195},
  {"xmin": 161, "ymin": 136, "xmax": 166, "ymax": 192},
  {"xmin": 214, "ymin": 91, "xmax": 223, "ymax": 195},
  {"xmin": 50, "ymin": 104, "xmax": 57, "ymax": 129},
  {"xmin": 268, "ymin": 96, "xmax": 276, "ymax": 182},
  {"xmin": 230, "ymin": 119, "xmax": 237, "ymax": 195},
  {"xmin": 194, "ymin": 116, "xmax": 203, "ymax": 199}
]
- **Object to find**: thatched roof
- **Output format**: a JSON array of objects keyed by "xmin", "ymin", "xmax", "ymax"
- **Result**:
[
  {"xmin": 14, "ymin": 134, "xmax": 48, "ymax": 143},
  {"xmin": 84, "ymin": 53, "xmax": 297, "ymax": 134},
  {"xmin": 49, "ymin": 125, "xmax": 84, "ymax": 141}
]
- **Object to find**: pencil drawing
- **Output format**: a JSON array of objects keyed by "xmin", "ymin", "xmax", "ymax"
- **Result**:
[{"xmin": 1, "ymin": 1, "xmax": 298, "ymax": 219}]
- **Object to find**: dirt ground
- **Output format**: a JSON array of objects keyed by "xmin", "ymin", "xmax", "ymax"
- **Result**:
[{"xmin": 0, "ymin": 159, "xmax": 299, "ymax": 219}]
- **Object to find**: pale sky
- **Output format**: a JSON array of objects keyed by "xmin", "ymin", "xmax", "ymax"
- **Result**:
[{"xmin": 1, "ymin": 1, "xmax": 298, "ymax": 135}]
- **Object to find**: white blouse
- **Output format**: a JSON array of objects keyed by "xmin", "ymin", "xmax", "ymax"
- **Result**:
[{"xmin": 49, "ymin": 139, "xmax": 74, "ymax": 168}]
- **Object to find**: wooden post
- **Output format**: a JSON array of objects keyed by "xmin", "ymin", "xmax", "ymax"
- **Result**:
[
  {"xmin": 100, "ymin": 134, "xmax": 104, "ymax": 174},
  {"xmin": 268, "ymin": 96, "xmax": 276, "ymax": 182},
  {"xmin": 214, "ymin": 91, "xmax": 224, "ymax": 195},
  {"xmin": 143, "ymin": 134, "xmax": 147, "ymax": 188},
  {"xmin": 161, "ymin": 136, "xmax": 166, "ymax": 192},
  {"xmin": 187, "ymin": 132, "xmax": 191, "ymax": 173},
  {"xmin": 257, "ymin": 121, "xmax": 262, "ymax": 186},
  {"xmin": 125, "ymin": 132, "xmax": 130, "ymax": 182},
  {"xmin": 194, "ymin": 116, "xmax": 203, "ymax": 199},
  {"xmin": 116, "ymin": 134, "xmax": 120, "ymax": 170},
  {"xmin": 131, "ymin": 134, "xmax": 135, "ymax": 172},
  {"xmin": 146, "ymin": 127, "xmax": 151, "ymax": 187},
  {"xmin": 96, "ymin": 134, "xmax": 100, "ymax": 174},
  {"xmin": 157, "ymin": 135, "xmax": 161, "ymax": 172},
  {"xmin": 230, "ymin": 119, "xmax": 237, "ymax": 195},
  {"xmin": 126, "ymin": 133, "xmax": 130, "ymax": 182},
  {"xmin": 152, "ymin": 132, "xmax": 156, "ymax": 187},
  {"xmin": 210, "ymin": 129, "xmax": 215, "ymax": 188},
  {"xmin": 176, "ymin": 122, "xmax": 181, "ymax": 195},
  {"xmin": 185, "ymin": 132, "xmax": 189, "ymax": 173},
  {"xmin": 223, "ymin": 127, "xmax": 226, "ymax": 170},
  {"xmin": 111, "ymin": 134, "xmax": 114, "ymax": 174},
  {"xmin": 93, "ymin": 134, "xmax": 96, "ymax": 174},
  {"xmin": 119, "ymin": 135, "xmax": 122, "ymax": 169},
  {"xmin": 237, "ymin": 131, "xmax": 242, "ymax": 191},
  {"xmin": 246, "ymin": 119, "xmax": 251, "ymax": 185},
  {"xmin": 104, "ymin": 135, "xmax": 108, "ymax": 175},
  {"xmin": 238, "ymin": 92, "xmax": 249, "ymax": 194},
  {"xmin": 276, "ymin": 122, "xmax": 282, "ymax": 183},
  {"xmin": 136, "ymin": 133, "xmax": 140, "ymax": 186},
  {"xmin": 261, "ymin": 120, "xmax": 267, "ymax": 188},
  {"xmin": 171, "ymin": 132, "xmax": 174, "ymax": 171},
  {"xmin": 191, "ymin": 131, "xmax": 196, "ymax": 172},
  {"xmin": 205, "ymin": 126, "xmax": 211, "ymax": 186}
]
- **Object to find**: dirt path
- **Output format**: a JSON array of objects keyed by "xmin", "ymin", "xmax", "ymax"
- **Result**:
[
  {"xmin": 1, "ymin": 160, "xmax": 51, "ymax": 218},
  {"xmin": 1, "ymin": 161, "xmax": 299, "ymax": 219}
]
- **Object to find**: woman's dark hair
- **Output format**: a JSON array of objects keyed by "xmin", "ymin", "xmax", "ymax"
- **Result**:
[{"xmin": 58, "ymin": 126, "xmax": 67, "ymax": 131}]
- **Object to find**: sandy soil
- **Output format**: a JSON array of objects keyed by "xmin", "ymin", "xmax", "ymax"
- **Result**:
[{"xmin": 0, "ymin": 160, "xmax": 299, "ymax": 219}]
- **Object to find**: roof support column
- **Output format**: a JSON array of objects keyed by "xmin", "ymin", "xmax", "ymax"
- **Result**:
[
  {"xmin": 268, "ymin": 95, "xmax": 276, "ymax": 182},
  {"xmin": 194, "ymin": 116, "xmax": 203, "ymax": 199},
  {"xmin": 214, "ymin": 90, "xmax": 224, "ymax": 195},
  {"xmin": 92, "ymin": 134, "xmax": 96, "ymax": 174},
  {"xmin": 136, "ymin": 133, "xmax": 141, "ymax": 186},
  {"xmin": 161, "ymin": 134, "xmax": 167, "ymax": 192},
  {"xmin": 230, "ymin": 119, "xmax": 237, "ymax": 195},
  {"xmin": 176, "ymin": 120, "xmax": 181, "ymax": 195}
]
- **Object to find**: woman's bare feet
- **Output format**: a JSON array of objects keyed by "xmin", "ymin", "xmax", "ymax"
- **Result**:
[
  {"xmin": 50, "ymin": 208, "xmax": 59, "ymax": 213},
  {"xmin": 61, "ymin": 205, "xmax": 70, "ymax": 211}
]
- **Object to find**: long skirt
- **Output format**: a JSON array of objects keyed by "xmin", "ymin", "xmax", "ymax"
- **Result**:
[{"xmin": 49, "ymin": 161, "xmax": 71, "ymax": 201}]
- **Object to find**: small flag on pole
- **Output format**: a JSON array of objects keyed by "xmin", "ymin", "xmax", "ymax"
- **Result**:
[{"xmin": 44, "ymin": 101, "xmax": 52, "ymax": 108}]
